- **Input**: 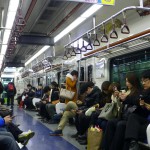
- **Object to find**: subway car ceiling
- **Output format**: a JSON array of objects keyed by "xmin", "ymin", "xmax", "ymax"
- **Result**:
[{"xmin": 0, "ymin": 0, "xmax": 150, "ymax": 77}]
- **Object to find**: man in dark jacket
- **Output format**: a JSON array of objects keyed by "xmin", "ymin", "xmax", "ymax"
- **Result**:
[
  {"xmin": 5, "ymin": 82, "xmax": 16, "ymax": 108},
  {"xmin": 49, "ymin": 82, "xmax": 102, "ymax": 136}
]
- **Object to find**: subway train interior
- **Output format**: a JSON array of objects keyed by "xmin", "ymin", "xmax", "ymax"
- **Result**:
[{"xmin": 0, "ymin": 0, "xmax": 150, "ymax": 150}]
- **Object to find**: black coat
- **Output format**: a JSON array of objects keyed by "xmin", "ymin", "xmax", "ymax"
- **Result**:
[
  {"xmin": 134, "ymin": 88, "xmax": 150, "ymax": 118},
  {"xmin": 84, "ymin": 86, "xmax": 102, "ymax": 108},
  {"xmin": 51, "ymin": 88, "xmax": 59, "ymax": 102}
]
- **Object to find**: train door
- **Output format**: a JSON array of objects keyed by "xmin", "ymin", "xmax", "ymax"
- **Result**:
[
  {"xmin": 87, "ymin": 65, "xmax": 93, "ymax": 82},
  {"xmin": 80, "ymin": 66, "xmax": 84, "ymax": 81}
]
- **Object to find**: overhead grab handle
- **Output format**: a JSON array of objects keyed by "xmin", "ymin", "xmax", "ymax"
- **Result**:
[
  {"xmin": 93, "ymin": 33, "xmax": 100, "ymax": 46},
  {"xmin": 121, "ymin": 11, "xmax": 130, "ymax": 34},
  {"xmin": 86, "ymin": 33, "xmax": 93, "ymax": 50},
  {"xmin": 63, "ymin": 50, "xmax": 68, "ymax": 60},
  {"xmin": 110, "ymin": 18, "xmax": 118, "ymax": 39},
  {"xmin": 75, "ymin": 40, "xmax": 81, "ymax": 54},
  {"xmin": 101, "ymin": 23, "xmax": 108, "ymax": 43},
  {"xmin": 81, "ymin": 40, "xmax": 87, "ymax": 52},
  {"xmin": 66, "ymin": 48, "xmax": 71, "ymax": 58},
  {"xmin": 71, "ymin": 46, "xmax": 76, "ymax": 56}
]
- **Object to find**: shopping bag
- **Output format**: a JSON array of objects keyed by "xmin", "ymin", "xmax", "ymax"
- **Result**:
[
  {"xmin": 55, "ymin": 102, "xmax": 66, "ymax": 114},
  {"xmin": 98, "ymin": 102, "xmax": 118, "ymax": 120},
  {"xmin": 60, "ymin": 88, "xmax": 75, "ymax": 100},
  {"xmin": 87, "ymin": 127, "xmax": 103, "ymax": 150}
]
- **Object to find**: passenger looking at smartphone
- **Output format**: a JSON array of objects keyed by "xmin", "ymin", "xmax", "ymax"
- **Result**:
[
  {"xmin": 0, "ymin": 115, "xmax": 35, "ymax": 150},
  {"xmin": 124, "ymin": 70, "xmax": 150, "ymax": 150},
  {"xmin": 104, "ymin": 72, "xmax": 141, "ymax": 150}
]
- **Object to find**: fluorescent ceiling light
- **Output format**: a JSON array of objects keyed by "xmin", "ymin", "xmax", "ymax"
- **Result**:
[
  {"xmin": 8, "ymin": 0, "xmax": 20, "ymax": 12},
  {"xmin": 81, "ymin": 4, "xmax": 103, "ymax": 18},
  {"xmin": 1, "ymin": 45, "xmax": 8, "ymax": 55},
  {"xmin": 54, "ymin": 17, "xmax": 86, "ymax": 43},
  {"xmin": 54, "ymin": 4, "xmax": 103, "ymax": 43},
  {"xmin": 25, "ymin": 46, "xmax": 50, "ymax": 66},
  {"xmin": 0, "ymin": 55, "xmax": 4, "ymax": 61},
  {"xmin": 2, "ymin": 30, "xmax": 11, "ymax": 44},
  {"xmin": 17, "ymin": 67, "xmax": 23, "ymax": 72},
  {"xmin": 6, "ymin": 12, "xmax": 16, "ymax": 28},
  {"xmin": 0, "ymin": 0, "xmax": 19, "ymax": 56}
]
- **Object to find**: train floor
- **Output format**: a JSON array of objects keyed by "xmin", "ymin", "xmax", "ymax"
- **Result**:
[{"xmin": 12, "ymin": 105, "xmax": 86, "ymax": 150}]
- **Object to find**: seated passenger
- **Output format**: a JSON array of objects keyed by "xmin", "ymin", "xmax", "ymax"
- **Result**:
[
  {"xmin": 0, "ymin": 132, "xmax": 21, "ymax": 150},
  {"xmin": 32, "ymin": 84, "xmax": 43, "ymax": 107},
  {"xmin": 104, "ymin": 73, "xmax": 141, "ymax": 150},
  {"xmin": 71, "ymin": 81, "xmax": 111, "ymax": 145},
  {"xmin": 35, "ymin": 84, "xmax": 43, "ymax": 98},
  {"xmin": 94, "ymin": 82, "xmax": 121, "ymax": 133},
  {"xmin": 124, "ymin": 70, "xmax": 150, "ymax": 150},
  {"xmin": 49, "ymin": 81, "xmax": 102, "ymax": 136},
  {"xmin": 45, "ymin": 81, "xmax": 60, "ymax": 122},
  {"xmin": 35, "ymin": 86, "xmax": 51, "ymax": 119},
  {"xmin": 0, "ymin": 115, "xmax": 35, "ymax": 146},
  {"xmin": 24, "ymin": 84, "xmax": 35, "ymax": 109}
]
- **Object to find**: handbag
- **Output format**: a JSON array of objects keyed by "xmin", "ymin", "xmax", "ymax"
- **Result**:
[
  {"xmin": 98, "ymin": 102, "xmax": 119, "ymax": 120},
  {"xmin": 60, "ymin": 88, "xmax": 75, "ymax": 100},
  {"xmin": 87, "ymin": 127, "xmax": 103, "ymax": 150}
]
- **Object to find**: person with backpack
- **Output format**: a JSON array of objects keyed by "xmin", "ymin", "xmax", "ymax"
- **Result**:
[{"xmin": 5, "ymin": 82, "xmax": 16, "ymax": 108}]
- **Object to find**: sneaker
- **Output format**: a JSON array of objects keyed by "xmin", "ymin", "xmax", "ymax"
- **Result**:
[
  {"xmin": 18, "ymin": 130, "xmax": 35, "ymax": 145},
  {"xmin": 49, "ymin": 130, "xmax": 63, "ymax": 136}
]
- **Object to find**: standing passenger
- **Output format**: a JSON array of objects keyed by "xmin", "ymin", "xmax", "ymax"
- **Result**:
[
  {"xmin": 5, "ymin": 82, "xmax": 16, "ymax": 108},
  {"xmin": 65, "ymin": 70, "xmax": 78, "ymax": 104}
]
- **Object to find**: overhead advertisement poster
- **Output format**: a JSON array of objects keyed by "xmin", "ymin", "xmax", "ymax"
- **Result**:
[{"xmin": 58, "ymin": 0, "xmax": 115, "ymax": 5}]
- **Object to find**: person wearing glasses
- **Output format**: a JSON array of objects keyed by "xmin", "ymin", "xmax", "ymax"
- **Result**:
[{"xmin": 124, "ymin": 70, "xmax": 150, "ymax": 150}]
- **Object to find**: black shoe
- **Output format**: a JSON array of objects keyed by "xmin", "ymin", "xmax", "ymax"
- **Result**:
[
  {"xmin": 129, "ymin": 141, "xmax": 140, "ymax": 150},
  {"xmin": 36, "ymin": 113, "xmax": 40, "ymax": 116},
  {"xmin": 71, "ymin": 133, "xmax": 78, "ymax": 138},
  {"xmin": 78, "ymin": 135, "xmax": 87, "ymax": 140},
  {"xmin": 79, "ymin": 140, "xmax": 87, "ymax": 145}
]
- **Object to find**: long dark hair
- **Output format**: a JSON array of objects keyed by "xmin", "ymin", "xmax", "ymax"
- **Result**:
[{"xmin": 126, "ymin": 72, "xmax": 141, "ymax": 95}]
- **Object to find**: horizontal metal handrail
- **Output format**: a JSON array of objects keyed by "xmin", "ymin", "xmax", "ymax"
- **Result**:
[{"xmin": 64, "ymin": 6, "xmax": 150, "ymax": 48}]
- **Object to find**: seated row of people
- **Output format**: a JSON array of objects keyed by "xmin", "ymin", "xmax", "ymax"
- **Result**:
[{"xmin": 48, "ymin": 70, "xmax": 150, "ymax": 150}]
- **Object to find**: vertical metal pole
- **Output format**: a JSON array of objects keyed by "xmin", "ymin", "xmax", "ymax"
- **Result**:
[
  {"xmin": 93, "ymin": 16, "xmax": 96, "ymax": 34},
  {"xmin": 60, "ymin": 59, "xmax": 64, "ymax": 88},
  {"xmin": 53, "ymin": 46, "xmax": 55, "ymax": 57},
  {"xmin": 85, "ymin": 59, "xmax": 86, "ymax": 81},
  {"xmin": 139, "ymin": 0, "xmax": 143, "ymax": 7},
  {"xmin": 77, "ymin": 55, "xmax": 81, "ymax": 97},
  {"xmin": 93, "ymin": 16, "xmax": 96, "ymax": 51}
]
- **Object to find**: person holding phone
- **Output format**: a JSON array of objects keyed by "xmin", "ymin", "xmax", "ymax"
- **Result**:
[
  {"xmin": 0, "ymin": 115, "xmax": 35, "ymax": 146},
  {"xmin": 104, "ymin": 73, "xmax": 141, "ymax": 150},
  {"xmin": 124, "ymin": 70, "xmax": 150, "ymax": 150}
]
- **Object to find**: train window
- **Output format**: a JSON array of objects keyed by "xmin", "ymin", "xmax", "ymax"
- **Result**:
[
  {"xmin": 80, "ymin": 67, "xmax": 84, "ymax": 81},
  {"xmin": 87, "ymin": 65, "xmax": 93, "ymax": 82},
  {"xmin": 110, "ymin": 49, "xmax": 150, "ymax": 89}
]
